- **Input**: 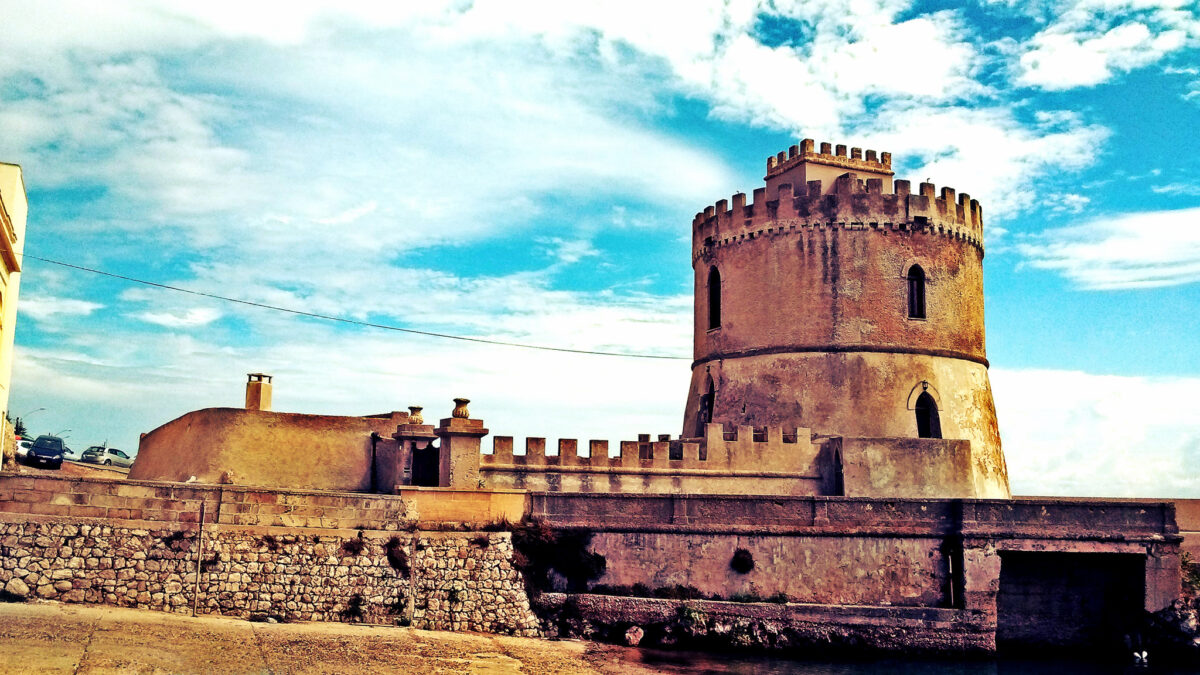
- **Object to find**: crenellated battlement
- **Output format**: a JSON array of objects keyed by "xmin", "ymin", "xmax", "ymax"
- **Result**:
[
  {"xmin": 480, "ymin": 424, "xmax": 833, "ymax": 495},
  {"xmin": 692, "ymin": 172, "xmax": 985, "ymax": 257},
  {"xmin": 766, "ymin": 138, "xmax": 892, "ymax": 178}
]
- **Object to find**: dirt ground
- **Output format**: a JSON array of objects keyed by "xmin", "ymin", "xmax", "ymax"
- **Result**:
[{"xmin": 0, "ymin": 601, "xmax": 659, "ymax": 674}]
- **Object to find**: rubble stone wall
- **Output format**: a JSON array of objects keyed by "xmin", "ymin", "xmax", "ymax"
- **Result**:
[{"xmin": 0, "ymin": 515, "xmax": 539, "ymax": 635}]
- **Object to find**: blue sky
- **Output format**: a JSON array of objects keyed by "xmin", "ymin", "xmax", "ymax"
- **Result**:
[{"xmin": 1, "ymin": 0, "xmax": 1198, "ymax": 496}]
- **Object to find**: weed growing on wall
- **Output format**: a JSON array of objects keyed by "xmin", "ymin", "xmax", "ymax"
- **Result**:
[
  {"xmin": 511, "ymin": 519, "xmax": 606, "ymax": 594},
  {"xmin": 730, "ymin": 548, "xmax": 755, "ymax": 574},
  {"xmin": 384, "ymin": 536, "xmax": 409, "ymax": 577},
  {"xmin": 340, "ymin": 530, "xmax": 366, "ymax": 556}
]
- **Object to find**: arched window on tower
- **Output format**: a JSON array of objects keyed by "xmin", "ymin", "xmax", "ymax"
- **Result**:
[
  {"xmin": 915, "ymin": 391, "xmax": 942, "ymax": 439},
  {"xmin": 907, "ymin": 265, "xmax": 926, "ymax": 319},
  {"xmin": 707, "ymin": 266, "xmax": 722, "ymax": 330},
  {"xmin": 701, "ymin": 375, "xmax": 715, "ymax": 424}
]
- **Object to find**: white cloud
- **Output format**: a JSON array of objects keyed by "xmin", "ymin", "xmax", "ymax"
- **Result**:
[
  {"xmin": 994, "ymin": 368, "xmax": 1200, "ymax": 497},
  {"xmin": 134, "ymin": 307, "xmax": 222, "ymax": 328},
  {"xmin": 1017, "ymin": 207, "xmax": 1200, "ymax": 288},
  {"xmin": 866, "ymin": 106, "xmax": 1108, "ymax": 218},
  {"xmin": 1013, "ymin": 0, "xmax": 1199, "ymax": 90},
  {"xmin": 1046, "ymin": 192, "xmax": 1092, "ymax": 213},
  {"xmin": 20, "ymin": 295, "xmax": 104, "ymax": 320}
]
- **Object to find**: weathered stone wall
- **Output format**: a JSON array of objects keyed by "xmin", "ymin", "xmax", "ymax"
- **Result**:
[
  {"xmin": 0, "ymin": 473, "xmax": 526, "ymax": 530},
  {"xmin": 587, "ymin": 531, "xmax": 947, "ymax": 606},
  {"xmin": 132, "ymin": 407, "xmax": 410, "ymax": 492},
  {"xmin": 536, "ymin": 593, "xmax": 992, "ymax": 654},
  {"xmin": 0, "ymin": 516, "xmax": 539, "ymax": 635}
]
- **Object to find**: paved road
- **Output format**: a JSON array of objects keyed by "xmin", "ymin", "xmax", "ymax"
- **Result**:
[{"xmin": 0, "ymin": 601, "xmax": 641, "ymax": 674}]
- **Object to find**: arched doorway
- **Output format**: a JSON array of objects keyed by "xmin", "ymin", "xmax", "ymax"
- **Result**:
[
  {"xmin": 915, "ymin": 391, "xmax": 942, "ymax": 439},
  {"xmin": 696, "ymin": 375, "xmax": 715, "ymax": 436}
]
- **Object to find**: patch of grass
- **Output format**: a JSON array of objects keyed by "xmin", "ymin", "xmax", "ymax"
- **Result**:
[{"xmin": 470, "ymin": 534, "xmax": 491, "ymax": 549}]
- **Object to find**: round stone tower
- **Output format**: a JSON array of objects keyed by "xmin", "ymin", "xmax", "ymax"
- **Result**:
[{"xmin": 682, "ymin": 139, "xmax": 1009, "ymax": 498}]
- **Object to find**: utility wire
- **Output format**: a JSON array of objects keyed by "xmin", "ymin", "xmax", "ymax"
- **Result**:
[{"xmin": 19, "ymin": 252, "xmax": 690, "ymax": 361}]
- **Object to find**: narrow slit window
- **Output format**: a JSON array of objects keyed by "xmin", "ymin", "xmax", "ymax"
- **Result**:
[
  {"xmin": 915, "ymin": 391, "xmax": 942, "ymax": 439},
  {"xmin": 907, "ymin": 265, "xmax": 926, "ymax": 319},
  {"xmin": 708, "ymin": 266, "xmax": 722, "ymax": 329}
]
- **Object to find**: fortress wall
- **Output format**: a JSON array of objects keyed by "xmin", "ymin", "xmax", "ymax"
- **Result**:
[
  {"xmin": 480, "ymin": 426, "xmax": 829, "ymax": 495},
  {"xmin": 839, "ymin": 437, "xmax": 977, "ymax": 498},
  {"xmin": 530, "ymin": 492, "xmax": 1181, "ymax": 646},
  {"xmin": 0, "ymin": 515, "xmax": 538, "ymax": 635},
  {"xmin": 693, "ymin": 216, "xmax": 986, "ymax": 361},
  {"xmin": 588, "ymin": 530, "xmax": 947, "ymax": 606},
  {"xmin": 685, "ymin": 353, "xmax": 1008, "ymax": 497},
  {"xmin": 536, "ymin": 593, "xmax": 991, "ymax": 654},
  {"xmin": 0, "ymin": 474, "xmax": 527, "ymax": 530},
  {"xmin": 0, "ymin": 473, "xmax": 539, "ymax": 634},
  {"xmin": 131, "ymin": 408, "xmax": 410, "ymax": 492}
]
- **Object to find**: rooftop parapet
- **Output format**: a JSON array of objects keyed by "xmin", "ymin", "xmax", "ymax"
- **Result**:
[
  {"xmin": 692, "ymin": 174, "xmax": 985, "ymax": 255},
  {"xmin": 766, "ymin": 138, "xmax": 893, "ymax": 179},
  {"xmin": 482, "ymin": 423, "xmax": 820, "ymax": 476}
]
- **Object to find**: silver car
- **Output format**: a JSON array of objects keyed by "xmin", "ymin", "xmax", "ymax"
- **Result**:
[{"xmin": 81, "ymin": 446, "xmax": 133, "ymax": 468}]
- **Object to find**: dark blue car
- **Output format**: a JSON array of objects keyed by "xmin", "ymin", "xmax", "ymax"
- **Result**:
[{"xmin": 24, "ymin": 434, "xmax": 66, "ymax": 470}]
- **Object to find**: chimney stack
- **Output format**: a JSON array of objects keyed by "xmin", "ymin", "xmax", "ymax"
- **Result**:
[{"xmin": 245, "ymin": 373, "xmax": 273, "ymax": 411}]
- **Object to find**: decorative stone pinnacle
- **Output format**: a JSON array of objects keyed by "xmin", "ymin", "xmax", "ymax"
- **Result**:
[
  {"xmin": 452, "ymin": 398, "xmax": 470, "ymax": 419},
  {"xmin": 408, "ymin": 406, "xmax": 424, "ymax": 425}
]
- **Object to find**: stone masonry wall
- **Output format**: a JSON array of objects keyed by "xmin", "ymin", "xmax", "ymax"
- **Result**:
[{"xmin": 0, "ymin": 516, "xmax": 539, "ymax": 636}]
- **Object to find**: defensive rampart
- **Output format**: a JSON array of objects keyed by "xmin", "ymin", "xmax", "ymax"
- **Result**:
[
  {"xmin": 528, "ymin": 492, "xmax": 1181, "ymax": 653},
  {"xmin": 692, "ymin": 172, "xmax": 984, "ymax": 258},
  {"xmin": 0, "ymin": 473, "xmax": 537, "ymax": 634},
  {"xmin": 483, "ymin": 424, "xmax": 994, "ymax": 498},
  {"xmin": 482, "ymin": 423, "xmax": 832, "ymax": 495},
  {"xmin": 0, "ymin": 473, "xmax": 1182, "ymax": 654}
]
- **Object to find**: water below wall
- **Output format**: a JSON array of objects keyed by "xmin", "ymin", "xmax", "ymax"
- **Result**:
[{"xmin": 608, "ymin": 648, "xmax": 1200, "ymax": 674}]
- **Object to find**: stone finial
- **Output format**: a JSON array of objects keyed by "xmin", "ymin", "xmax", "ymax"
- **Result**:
[
  {"xmin": 452, "ymin": 398, "xmax": 471, "ymax": 419},
  {"xmin": 408, "ymin": 406, "xmax": 424, "ymax": 425}
]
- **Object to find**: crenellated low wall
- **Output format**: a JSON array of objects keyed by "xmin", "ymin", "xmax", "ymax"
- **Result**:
[{"xmin": 482, "ymin": 424, "xmax": 830, "ymax": 496}]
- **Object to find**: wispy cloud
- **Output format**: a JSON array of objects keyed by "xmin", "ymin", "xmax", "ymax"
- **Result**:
[
  {"xmin": 1152, "ymin": 182, "xmax": 1200, "ymax": 196},
  {"xmin": 20, "ymin": 295, "xmax": 104, "ymax": 320},
  {"xmin": 1017, "ymin": 207, "xmax": 1200, "ymax": 289}
]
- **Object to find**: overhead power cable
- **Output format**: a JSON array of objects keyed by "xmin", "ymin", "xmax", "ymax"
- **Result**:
[{"xmin": 19, "ymin": 252, "xmax": 690, "ymax": 361}]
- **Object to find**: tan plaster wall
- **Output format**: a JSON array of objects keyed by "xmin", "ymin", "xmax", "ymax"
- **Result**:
[
  {"xmin": 686, "ymin": 353, "xmax": 1008, "ymax": 498},
  {"xmin": 0, "ymin": 164, "xmax": 27, "ymax": 423},
  {"xmin": 840, "ymin": 437, "xmax": 979, "ymax": 499},
  {"xmin": 589, "ymin": 531, "xmax": 947, "ymax": 607},
  {"xmin": 131, "ymin": 408, "xmax": 407, "ymax": 492}
]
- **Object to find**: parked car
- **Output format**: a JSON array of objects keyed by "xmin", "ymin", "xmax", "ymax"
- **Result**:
[
  {"xmin": 81, "ymin": 445, "xmax": 133, "ymax": 468},
  {"xmin": 24, "ymin": 435, "xmax": 66, "ymax": 469},
  {"xmin": 15, "ymin": 439, "xmax": 31, "ymax": 459}
]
